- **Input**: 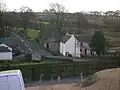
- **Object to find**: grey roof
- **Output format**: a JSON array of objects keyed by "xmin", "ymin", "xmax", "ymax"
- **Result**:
[
  {"xmin": 0, "ymin": 46, "xmax": 12, "ymax": 52},
  {"xmin": 44, "ymin": 30, "xmax": 60, "ymax": 42},
  {"xmin": 61, "ymin": 34, "xmax": 92, "ymax": 43},
  {"xmin": 61, "ymin": 35, "xmax": 71, "ymax": 43},
  {"xmin": 75, "ymin": 34, "xmax": 92, "ymax": 42}
]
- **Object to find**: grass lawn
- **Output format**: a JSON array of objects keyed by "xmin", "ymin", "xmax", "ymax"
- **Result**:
[
  {"xmin": 103, "ymin": 29, "xmax": 120, "ymax": 47},
  {"xmin": 10, "ymin": 62, "xmax": 41, "ymax": 66},
  {"xmin": 30, "ymin": 20, "xmax": 49, "ymax": 24},
  {"xmin": 26, "ymin": 29, "xmax": 40, "ymax": 40},
  {"xmin": 36, "ymin": 21, "xmax": 49, "ymax": 24},
  {"xmin": 10, "ymin": 61, "xmax": 58, "ymax": 67}
]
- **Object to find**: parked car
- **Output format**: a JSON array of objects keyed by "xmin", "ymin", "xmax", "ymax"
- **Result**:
[
  {"xmin": 68, "ymin": 54, "xmax": 72, "ymax": 57},
  {"xmin": 0, "ymin": 70, "xmax": 25, "ymax": 90},
  {"xmin": 25, "ymin": 54, "xmax": 32, "ymax": 60},
  {"xmin": 12, "ymin": 49, "xmax": 21, "ymax": 57}
]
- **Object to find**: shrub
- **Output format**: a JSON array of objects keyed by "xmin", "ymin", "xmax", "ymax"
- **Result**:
[{"xmin": 81, "ymin": 74, "xmax": 100, "ymax": 87}]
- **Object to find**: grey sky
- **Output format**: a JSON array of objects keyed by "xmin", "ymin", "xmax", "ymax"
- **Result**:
[{"xmin": 5, "ymin": 0, "xmax": 120, "ymax": 12}]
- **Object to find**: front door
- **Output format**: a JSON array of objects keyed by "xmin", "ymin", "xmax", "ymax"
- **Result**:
[
  {"xmin": 46, "ymin": 43, "xmax": 49, "ymax": 49},
  {"xmin": 85, "ymin": 49, "xmax": 87, "ymax": 55}
]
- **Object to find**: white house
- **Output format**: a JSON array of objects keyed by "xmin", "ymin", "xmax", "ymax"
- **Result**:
[
  {"xmin": 60, "ymin": 34, "xmax": 92, "ymax": 58},
  {"xmin": 0, "ymin": 43, "xmax": 12, "ymax": 60}
]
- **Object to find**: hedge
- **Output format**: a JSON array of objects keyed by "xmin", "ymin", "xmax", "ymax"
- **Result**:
[{"xmin": 0, "ymin": 60, "xmax": 119, "ymax": 83}]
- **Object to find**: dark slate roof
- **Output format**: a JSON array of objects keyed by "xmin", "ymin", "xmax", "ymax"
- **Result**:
[
  {"xmin": 44, "ymin": 30, "xmax": 60, "ymax": 42},
  {"xmin": 61, "ymin": 35, "xmax": 71, "ymax": 43},
  {"xmin": 0, "ymin": 46, "xmax": 11, "ymax": 52},
  {"xmin": 75, "ymin": 34, "xmax": 92, "ymax": 42},
  {"xmin": 61, "ymin": 34, "xmax": 92, "ymax": 43}
]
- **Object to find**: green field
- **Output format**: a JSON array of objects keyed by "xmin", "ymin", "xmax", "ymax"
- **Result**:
[
  {"xmin": 103, "ymin": 29, "xmax": 120, "ymax": 50},
  {"xmin": 26, "ymin": 29, "xmax": 40, "ymax": 40},
  {"xmin": 18, "ymin": 28, "xmax": 40, "ymax": 40},
  {"xmin": 30, "ymin": 20, "xmax": 49, "ymax": 24}
]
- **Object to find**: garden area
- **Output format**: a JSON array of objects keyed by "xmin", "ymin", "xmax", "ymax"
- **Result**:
[
  {"xmin": 103, "ymin": 29, "xmax": 120, "ymax": 47},
  {"xmin": 18, "ymin": 28, "xmax": 40, "ymax": 40},
  {"xmin": 26, "ymin": 28, "xmax": 40, "ymax": 40}
]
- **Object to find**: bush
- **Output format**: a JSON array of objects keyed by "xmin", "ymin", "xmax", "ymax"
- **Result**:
[{"xmin": 81, "ymin": 74, "xmax": 100, "ymax": 87}]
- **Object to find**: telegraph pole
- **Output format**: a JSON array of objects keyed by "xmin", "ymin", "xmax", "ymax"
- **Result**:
[{"xmin": 74, "ymin": 34, "xmax": 76, "ymax": 61}]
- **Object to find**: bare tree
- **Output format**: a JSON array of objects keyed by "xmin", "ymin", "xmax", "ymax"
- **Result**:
[
  {"xmin": 43, "ymin": 9, "xmax": 49, "ymax": 13},
  {"xmin": 0, "ymin": 0, "xmax": 7, "ymax": 37},
  {"xmin": 49, "ymin": 3, "xmax": 68, "ymax": 38},
  {"xmin": 77, "ymin": 13, "xmax": 88, "ymax": 33},
  {"xmin": 19, "ymin": 6, "xmax": 35, "ymax": 35},
  {"xmin": 0, "ymin": 0, "xmax": 7, "ymax": 11}
]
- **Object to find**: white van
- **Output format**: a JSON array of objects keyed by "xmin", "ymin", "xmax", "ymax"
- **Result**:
[{"xmin": 0, "ymin": 70, "xmax": 25, "ymax": 90}]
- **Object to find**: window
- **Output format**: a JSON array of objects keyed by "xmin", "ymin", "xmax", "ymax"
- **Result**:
[
  {"xmin": 80, "ymin": 43, "xmax": 83, "ymax": 46},
  {"xmin": 80, "ymin": 49, "xmax": 82, "ymax": 52},
  {"xmin": 46, "ymin": 43, "xmax": 49, "ymax": 48},
  {"xmin": 65, "ymin": 52, "xmax": 69, "ymax": 56}
]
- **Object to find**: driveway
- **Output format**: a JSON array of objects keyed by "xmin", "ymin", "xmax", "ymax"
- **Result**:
[
  {"xmin": 25, "ymin": 76, "xmax": 82, "ymax": 87},
  {"xmin": 25, "ymin": 77, "xmax": 82, "ymax": 90},
  {"xmin": 25, "ymin": 83, "xmax": 79, "ymax": 90}
]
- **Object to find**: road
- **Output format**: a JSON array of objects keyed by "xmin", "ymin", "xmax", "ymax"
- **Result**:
[
  {"xmin": 12, "ymin": 31, "xmax": 53, "ymax": 56},
  {"xmin": 25, "ymin": 76, "xmax": 83, "ymax": 87},
  {"xmin": 25, "ymin": 76, "xmax": 87, "ymax": 90}
]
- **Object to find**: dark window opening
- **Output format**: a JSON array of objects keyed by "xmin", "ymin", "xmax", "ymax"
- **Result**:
[
  {"xmin": 65, "ymin": 52, "xmax": 69, "ymax": 56},
  {"xmin": 46, "ymin": 43, "xmax": 49, "ymax": 48},
  {"xmin": 85, "ymin": 49, "xmax": 87, "ymax": 55},
  {"xmin": 80, "ymin": 43, "xmax": 83, "ymax": 46},
  {"xmin": 80, "ymin": 49, "xmax": 82, "ymax": 52}
]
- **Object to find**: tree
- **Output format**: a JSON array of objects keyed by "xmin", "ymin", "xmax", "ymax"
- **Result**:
[
  {"xmin": 105, "ymin": 11, "xmax": 115, "ymax": 16},
  {"xmin": 103, "ymin": 11, "xmax": 120, "ymax": 30},
  {"xmin": 19, "ymin": 6, "xmax": 35, "ymax": 35},
  {"xmin": 0, "ymin": 0, "xmax": 7, "ymax": 11},
  {"xmin": 87, "ymin": 11, "xmax": 107, "ymax": 29},
  {"xmin": 3, "ymin": 12, "xmax": 16, "ymax": 27},
  {"xmin": 11, "ymin": 11, "xmax": 21, "ymax": 30},
  {"xmin": 36, "ymin": 22, "xmax": 47, "ymax": 47},
  {"xmin": 77, "ymin": 13, "xmax": 88, "ymax": 33},
  {"xmin": 90, "ymin": 30, "xmax": 106, "ymax": 55},
  {"xmin": 0, "ymin": 0, "xmax": 7, "ymax": 37},
  {"xmin": 89, "ymin": 11, "xmax": 101, "ymax": 16},
  {"xmin": 114, "ymin": 10, "xmax": 120, "ymax": 16},
  {"xmin": 49, "ymin": 3, "xmax": 67, "ymax": 38},
  {"xmin": 43, "ymin": 9, "xmax": 49, "ymax": 13}
]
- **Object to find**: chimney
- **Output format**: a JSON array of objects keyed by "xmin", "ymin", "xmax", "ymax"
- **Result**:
[{"xmin": 66, "ymin": 32, "xmax": 69, "ymax": 35}]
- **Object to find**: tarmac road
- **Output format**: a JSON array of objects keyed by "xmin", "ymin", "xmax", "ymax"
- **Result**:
[{"xmin": 25, "ymin": 76, "xmax": 87, "ymax": 87}]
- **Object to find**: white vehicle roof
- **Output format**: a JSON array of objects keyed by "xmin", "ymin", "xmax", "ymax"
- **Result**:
[{"xmin": 0, "ymin": 70, "xmax": 21, "ymax": 77}]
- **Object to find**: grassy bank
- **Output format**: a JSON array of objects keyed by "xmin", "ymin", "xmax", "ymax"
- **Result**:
[
  {"xmin": 26, "ymin": 29, "xmax": 40, "ymax": 40},
  {"xmin": 103, "ymin": 29, "xmax": 120, "ymax": 47}
]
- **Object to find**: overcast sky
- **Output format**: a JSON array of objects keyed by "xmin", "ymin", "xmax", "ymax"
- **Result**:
[{"xmin": 4, "ymin": 0, "xmax": 120, "ymax": 12}]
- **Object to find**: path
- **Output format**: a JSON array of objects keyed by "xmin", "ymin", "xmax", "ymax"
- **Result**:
[
  {"xmin": 25, "ymin": 77, "xmax": 83, "ymax": 90},
  {"xmin": 25, "ymin": 76, "xmax": 86, "ymax": 87}
]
